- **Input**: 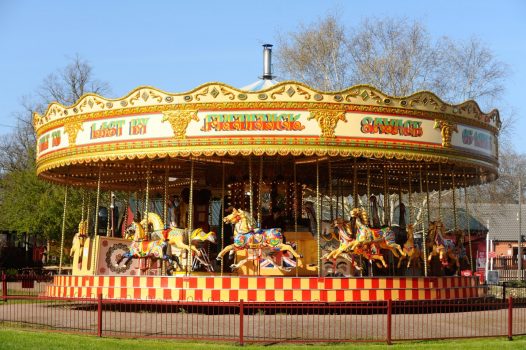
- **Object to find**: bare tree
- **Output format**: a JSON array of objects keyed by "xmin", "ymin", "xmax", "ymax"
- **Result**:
[
  {"xmin": 0, "ymin": 55, "xmax": 110, "ymax": 239},
  {"xmin": 277, "ymin": 15, "xmax": 351, "ymax": 91},
  {"xmin": 276, "ymin": 16, "xmax": 507, "ymax": 110},
  {"xmin": 38, "ymin": 54, "xmax": 110, "ymax": 106}
]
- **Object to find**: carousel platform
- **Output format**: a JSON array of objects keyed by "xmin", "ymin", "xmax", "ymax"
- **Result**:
[{"xmin": 44, "ymin": 275, "xmax": 486, "ymax": 302}]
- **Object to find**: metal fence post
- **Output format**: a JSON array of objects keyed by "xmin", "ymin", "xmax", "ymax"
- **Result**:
[
  {"xmin": 508, "ymin": 296, "xmax": 513, "ymax": 341},
  {"xmin": 1, "ymin": 273, "xmax": 6, "ymax": 302},
  {"xmin": 239, "ymin": 299, "xmax": 244, "ymax": 346},
  {"xmin": 387, "ymin": 299, "xmax": 392, "ymax": 345},
  {"xmin": 97, "ymin": 293, "xmax": 103, "ymax": 337}
]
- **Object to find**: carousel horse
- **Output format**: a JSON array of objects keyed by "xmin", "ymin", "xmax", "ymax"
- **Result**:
[
  {"xmin": 116, "ymin": 220, "xmax": 174, "ymax": 272},
  {"xmin": 453, "ymin": 229, "xmax": 471, "ymax": 267},
  {"xmin": 426, "ymin": 220, "xmax": 460, "ymax": 271},
  {"xmin": 70, "ymin": 220, "xmax": 88, "ymax": 258},
  {"xmin": 303, "ymin": 201, "xmax": 340, "ymax": 253},
  {"xmin": 348, "ymin": 208, "xmax": 406, "ymax": 258},
  {"xmin": 217, "ymin": 208, "xmax": 303, "ymax": 270},
  {"xmin": 396, "ymin": 224, "xmax": 423, "ymax": 269},
  {"xmin": 322, "ymin": 217, "xmax": 363, "ymax": 271},
  {"xmin": 353, "ymin": 242, "xmax": 388, "ymax": 268},
  {"xmin": 324, "ymin": 217, "xmax": 355, "ymax": 260},
  {"xmin": 142, "ymin": 212, "xmax": 216, "ymax": 271}
]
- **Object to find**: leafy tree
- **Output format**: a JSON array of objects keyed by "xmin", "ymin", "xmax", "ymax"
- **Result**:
[{"xmin": 0, "ymin": 56, "xmax": 110, "ymax": 244}]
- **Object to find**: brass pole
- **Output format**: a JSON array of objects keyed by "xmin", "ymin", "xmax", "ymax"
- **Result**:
[
  {"xmin": 58, "ymin": 186, "xmax": 68, "ymax": 275},
  {"xmin": 91, "ymin": 165, "xmax": 102, "ymax": 273},
  {"xmin": 145, "ymin": 168, "xmax": 150, "ymax": 234},
  {"xmin": 93, "ymin": 166, "xmax": 102, "ymax": 237},
  {"xmin": 425, "ymin": 167, "xmax": 431, "ymax": 277},
  {"xmin": 328, "ymin": 161, "xmax": 333, "ymax": 221},
  {"xmin": 258, "ymin": 157, "xmax": 263, "ymax": 227},
  {"xmin": 367, "ymin": 159, "xmax": 371, "ymax": 224},
  {"xmin": 408, "ymin": 170, "xmax": 412, "ymax": 225},
  {"xmin": 294, "ymin": 162, "xmax": 298, "ymax": 233},
  {"xmin": 420, "ymin": 167, "xmax": 428, "ymax": 277},
  {"xmin": 464, "ymin": 172, "xmax": 474, "ymax": 271},
  {"xmin": 221, "ymin": 162, "xmax": 225, "ymax": 276},
  {"xmin": 353, "ymin": 158, "xmax": 358, "ymax": 208},
  {"xmin": 249, "ymin": 156, "xmax": 254, "ymax": 219},
  {"xmin": 452, "ymin": 172, "xmax": 458, "ymax": 230},
  {"xmin": 163, "ymin": 169, "xmax": 169, "ymax": 227},
  {"xmin": 438, "ymin": 164, "xmax": 442, "ymax": 220},
  {"xmin": 187, "ymin": 159, "xmax": 195, "ymax": 275},
  {"xmin": 383, "ymin": 164, "xmax": 389, "ymax": 226},
  {"xmin": 316, "ymin": 159, "xmax": 321, "ymax": 277}
]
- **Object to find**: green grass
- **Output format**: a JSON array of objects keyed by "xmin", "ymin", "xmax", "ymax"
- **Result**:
[{"xmin": 0, "ymin": 328, "xmax": 524, "ymax": 350}]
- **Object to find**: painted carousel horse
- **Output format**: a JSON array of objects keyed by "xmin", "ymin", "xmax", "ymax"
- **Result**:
[
  {"xmin": 143, "ymin": 212, "xmax": 216, "ymax": 271},
  {"xmin": 322, "ymin": 217, "xmax": 362, "ymax": 271},
  {"xmin": 348, "ymin": 208, "xmax": 405, "ymax": 258},
  {"xmin": 396, "ymin": 224, "xmax": 423, "ymax": 269},
  {"xmin": 70, "ymin": 220, "xmax": 88, "ymax": 258},
  {"xmin": 353, "ymin": 242, "xmax": 388, "ymax": 268},
  {"xmin": 324, "ymin": 217, "xmax": 355, "ymax": 260},
  {"xmin": 453, "ymin": 229, "xmax": 471, "ymax": 267},
  {"xmin": 303, "ymin": 201, "xmax": 340, "ymax": 255},
  {"xmin": 217, "ymin": 208, "xmax": 303, "ymax": 270},
  {"xmin": 427, "ymin": 220, "xmax": 460, "ymax": 271},
  {"xmin": 116, "ymin": 220, "xmax": 174, "ymax": 272}
]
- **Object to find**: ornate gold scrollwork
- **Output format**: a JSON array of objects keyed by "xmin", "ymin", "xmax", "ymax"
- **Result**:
[
  {"xmin": 162, "ymin": 110, "xmax": 199, "ymax": 139},
  {"xmin": 63, "ymin": 120, "xmax": 84, "ymax": 147},
  {"xmin": 308, "ymin": 109, "xmax": 346, "ymax": 138},
  {"xmin": 434, "ymin": 119, "xmax": 458, "ymax": 147}
]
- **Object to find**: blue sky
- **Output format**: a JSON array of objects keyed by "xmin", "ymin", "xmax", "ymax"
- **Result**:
[{"xmin": 1, "ymin": 0, "xmax": 525, "ymax": 150}]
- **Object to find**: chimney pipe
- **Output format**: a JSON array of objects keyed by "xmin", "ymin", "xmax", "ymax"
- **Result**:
[{"xmin": 262, "ymin": 44, "xmax": 274, "ymax": 80}]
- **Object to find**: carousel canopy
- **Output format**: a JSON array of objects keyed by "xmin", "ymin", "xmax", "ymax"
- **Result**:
[{"xmin": 33, "ymin": 81, "xmax": 500, "ymax": 194}]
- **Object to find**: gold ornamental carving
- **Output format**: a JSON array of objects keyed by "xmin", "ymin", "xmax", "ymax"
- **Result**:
[
  {"xmin": 308, "ymin": 109, "xmax": 346, "ymax": 138},
  {"xmin": 63, "ymin": 121, "xmax": 84, "ymax": 147},
  {"xmin": 162, "ymin": 110, "xmax": 199, "ymax": 139},
  {"xmin": 434, "ymin": 119, "xmax": 458, "ymax": 147}
]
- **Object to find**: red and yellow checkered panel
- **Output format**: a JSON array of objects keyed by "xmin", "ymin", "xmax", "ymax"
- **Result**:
[{"xmin": 46, "ymin": 275, "xmax": 486, "ymax": 302}]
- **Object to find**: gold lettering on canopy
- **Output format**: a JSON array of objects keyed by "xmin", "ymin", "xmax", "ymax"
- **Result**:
[{"xmin": 200, "ymin": 113, "xmax": 305, "ymax": 132}]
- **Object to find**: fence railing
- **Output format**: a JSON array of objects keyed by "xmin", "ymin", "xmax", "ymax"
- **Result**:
[
  {"xmin": 0, "ymin": 293, "xmax": 525, "ymax": 344},
  {"xmin": 1, "ymin": 273, "xmax": 526, "ymax": 344}
]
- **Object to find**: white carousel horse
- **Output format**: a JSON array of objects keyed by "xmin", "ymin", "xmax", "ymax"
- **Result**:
[
  {"xmin": 140, "ymin": 212, "xmax": 216, "ymax": 272},
  {"xmin": 216, "ymin": 208, "xmax": 303, "ymax": 270}
]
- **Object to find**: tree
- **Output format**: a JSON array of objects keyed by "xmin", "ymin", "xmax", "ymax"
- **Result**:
[
  {"xmin": 276, "ymin": 16, "xmax": 507, "ymax": 111},
  {"xmin": 276, "ymin": 14, "xmax": 519, "ymax": 228},
  {"xmin": 0, "ymin": 56, "xmax": 110, "ymax": 243}
]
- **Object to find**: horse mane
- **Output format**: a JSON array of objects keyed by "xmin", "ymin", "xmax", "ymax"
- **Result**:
[{"xmin": 234, "ymin": 209, "xmax": 253, "ymax": 225}]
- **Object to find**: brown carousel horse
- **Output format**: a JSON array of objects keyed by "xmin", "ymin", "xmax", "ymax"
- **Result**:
[
  {"xmin": 427, "ymin": 220, "xmax": 460, "ymax": 272},
  {"xmin": 348, "ymin": 208, "xmax": 406, "ymax": 258},
  {"xmin": 396, "ymin": 224, "xmax": 423, "ymax": 269},
  {"xmin": 324, "ymin": 210, "xmax": 399, "ymax": 270},
  {"xmin": 217, "ymin": 208, "xmax": 303, "ymax": 270}
]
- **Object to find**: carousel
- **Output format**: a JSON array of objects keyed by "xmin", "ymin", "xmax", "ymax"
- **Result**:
[{"xmin": 34, "ymin": 45, "xmax": 499, "ymax": 302}]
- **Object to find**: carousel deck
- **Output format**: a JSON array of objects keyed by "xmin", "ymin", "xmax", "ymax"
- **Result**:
[{"xmin": 45, "ymin": 275, "xmax": 486, "ymax": 302}]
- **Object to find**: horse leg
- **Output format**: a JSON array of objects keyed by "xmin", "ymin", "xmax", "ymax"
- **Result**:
[
  {"xmin": 276, "ymin": 243, "xmax": 304, "ymax": 267},
  {"xmin": 276, "ymin": 243, "xmax": 302, "ymax": 259},
  {"xmin": 230, "ymin": 258, "xmax": 248, "ymax": 270},
  {"xmin": 217, "ymin": 244, "xmax": 235, "ymax": 260}
]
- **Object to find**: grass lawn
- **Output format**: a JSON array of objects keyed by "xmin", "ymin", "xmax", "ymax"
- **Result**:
[{"xmin": 0, "ymin": 328, "xmax": 524, "ymax": 350}]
